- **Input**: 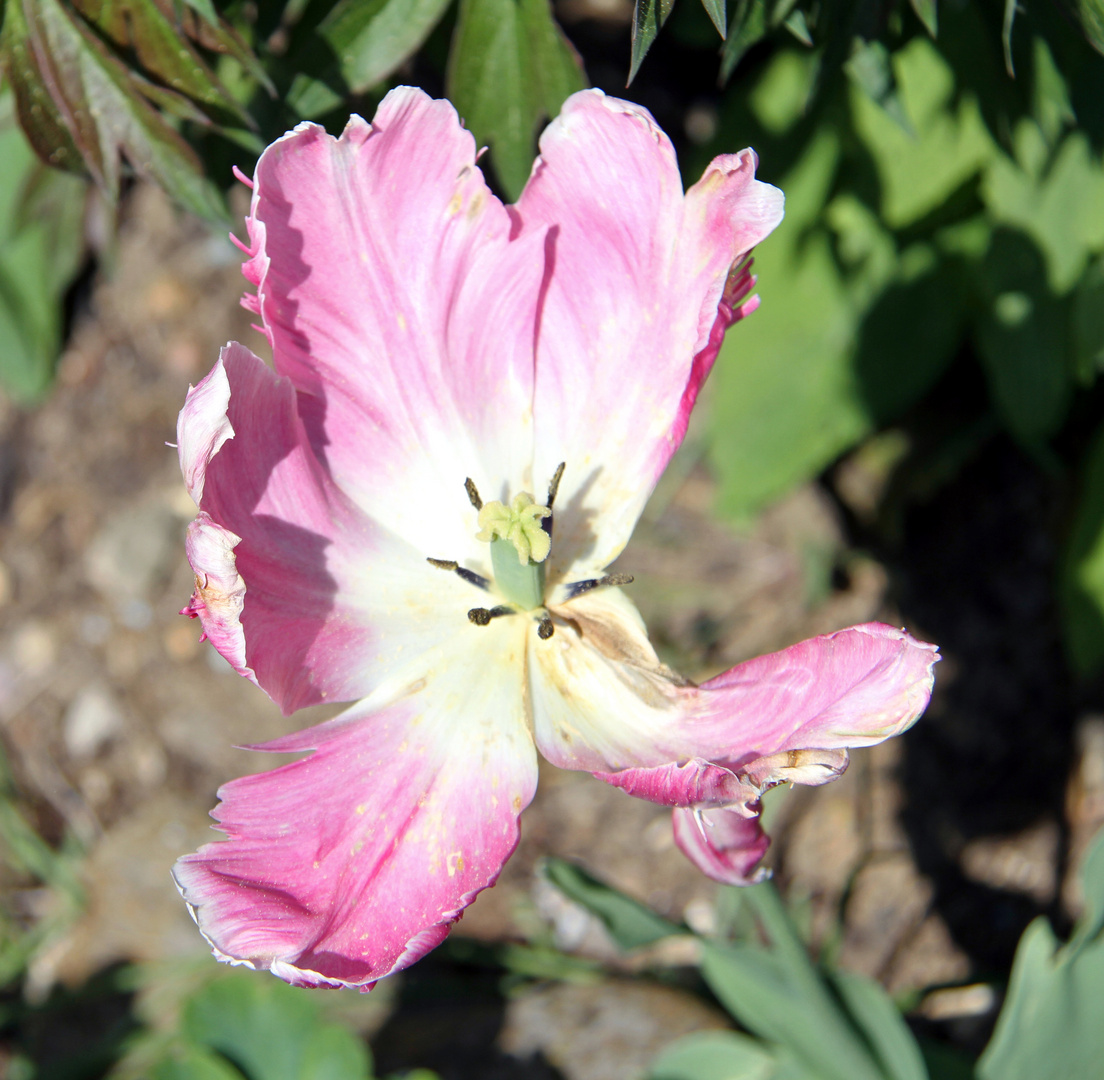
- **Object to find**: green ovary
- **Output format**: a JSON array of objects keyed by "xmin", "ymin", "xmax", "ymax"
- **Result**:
[{"xmin": 477, "ymin": 493, "xmax": 551, "ymax": 611}]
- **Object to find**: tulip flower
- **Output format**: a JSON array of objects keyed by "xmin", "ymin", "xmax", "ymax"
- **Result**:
[{"xmin": 174, "ymin": 86, "xmax": 938, "ymax": 990}]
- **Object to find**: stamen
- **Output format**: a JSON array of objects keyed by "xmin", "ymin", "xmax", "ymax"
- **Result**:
[
  {"xmin": 468, "ymin": 605, "xmax": 514, "ymax": 625},
  {"xmin": 427, "ymin": 557, "xmax": 490, "ymax": 591},
  {"xmin": 537, "ymin": 615, "xmax": 554, "ymax": 639},
  {"xmin": 464, "ymin": 477, "xmax": 483, "ymax": 511},
  {"xmin": 547, "ymin": 462, "xmax": 566, "ymax": 508},
  {"xmin": 564, "ymin": 573, "xmax": 634, "ymax": 600}
]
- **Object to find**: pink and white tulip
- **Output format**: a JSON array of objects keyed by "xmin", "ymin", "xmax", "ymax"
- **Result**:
[{"xmin": 174, "ymin": 87, "xmax": 938, "ymax": 991}]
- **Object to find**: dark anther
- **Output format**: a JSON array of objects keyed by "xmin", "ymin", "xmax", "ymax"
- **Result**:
[
  {"xmin": 457, "ymin": 567, "xmax": 490, "ymax": 590},
  {"xmin": 428, "ymin": 557, "xmax": 490, "ymax": 591},
  {"xmin": 537, "ymin": 615, "xmax": 554, "ymax": 640},
  {"xmin": 547, "ymin": 462, "xmax": 565, "ymax": 508},
  {"xmin": 543, "ymin": 462, "xmax": 566, "ymax": 539},
  {"xmin": 564, "ymin": 573, "xmax": 634, "ymax": 600},
  {"xmin": 464, "ymin": 477, "xmax": 483, "ymax": 511},
  {"xmin": 468, "ymin": 605, "xmax": 514, "ymax": 625}
]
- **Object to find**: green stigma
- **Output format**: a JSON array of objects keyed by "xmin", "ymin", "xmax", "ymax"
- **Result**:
[
  {"xmin": 476, "ymin": 493, "xmax": 551, "ymax": 565},
  {"xmin": 476, "ymin": 492, "xmax": 551, "ymax": 611}
]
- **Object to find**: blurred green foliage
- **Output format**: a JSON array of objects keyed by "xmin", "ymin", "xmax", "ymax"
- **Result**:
[{"xmin": 549, "ymin": 829, "xmax": 1104, "ymax": 1080}]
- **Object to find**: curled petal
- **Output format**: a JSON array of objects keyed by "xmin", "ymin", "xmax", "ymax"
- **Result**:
[
  {"xmin": 185, "ymin": 514, "xmax": 249, "ymax": 679},
  {"xmin": 672, "ymin": 806, "xmax": 771, "ymax": 887},
  {"xmin": 535, "ymin": 592, "xmax": 937, "ymax": 773},
  {"xmin": 516, "ymin": 90, "xmax": 784, "ymax": 574},
  {"xmin": 594, "ymin": 759, "xmax": 750, "ymax": 807},
  {"xmin": 243, "ymin": 88, "xmax": 546, "ymax": 560},
  {"xmin": 174, "ymin": 620, "xmax": 537, "ymax": 990},
  {"xmin": 535, "ymin": 593, "xmax": 934, "ymax": 882}
]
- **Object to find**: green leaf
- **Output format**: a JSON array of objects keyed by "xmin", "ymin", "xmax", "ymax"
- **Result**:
[
  {"xmin": 974, "ymin": 229, "xmax": 1070, "ymax": 446},
  {"xmin": 782, "ymin": 10, "xmax": 812, "ymax": 47},
  {"xmin": 981, "ymin": 130, "xmax": 1104, "ymax": 294},
  {"xmin": 629, "ymin": 0, "xmax": 676, "ymax": 83},
  {"xmin": 1, "ymin": 0, "xmax": 227, "ymax": 222},
  {"xmin": 447, "ymin": 0, "xmax": 586, "ymax": 199},
  {"xmin": 699, "ymin": 940, "xmax": 886, "ymax": 1080},
  {"xmin": 700, "ymin": 0, "xmax": 727, "ymax": 38},
  {"xmin": 852, "ymin": 252, "xmax": 966, "ymax": 423},
  {"xmin": 829, "ymin": 970, "xmax": 929, "ymax": 1080},
  {"xmin": 152, "ymin": 1043, "xmax": 246, "ymax": 1080},
  {"xmin": 1002, "ymin": 0, "xmax": 1017, "ymax": 76},
  {"xmin": 543, "ymin": 858, "xmax": 685, "ymax": 950},
  {"xmin": 182, "ymin": 971, "xmax": 373, "ymax": 1080},
  {"xmin": 1072, "ymin": 256, "xmax": 1104, "ymax": 386},
  {"xmin": 720, "ymin": 0, "xmax": 767, "ymax": 83},
  {"xmin": 648, "ymin": 1030, "xmax": 778, "ymax": 1080},
  {"xmin": 181, "ymin": 0, "xmax": 219, "ymax": 26},
  {"xmin": 1083, "ymin": 0, "xmax": 1104, "ymax": 55},
  {"xmin": 287, "ymin": 0, "xmax": 453, "ymax": 118},
  {"xmin": 908, "ymin": 0, "xmax": 937, "ymax": 37},
  {"xmin": 71, "ymin": 0, "xmax": 250, "ymax": 125},
  {"xmin": 709, "ymin": 128, "xmax": 871, "ymax": 519},
  {"xmin": 1061, "ymin": 423, "xmax": 1104, "ymax": 675},
  {"xmin": 844, "ymin": 38, "xmax": 913, "ymax": 135},
  {"xmin": 850, "ymin": 37, "xmax": 995, "ymax": 229},
  {"xmin": 0, "ymin": 93, "xmax": 88, "ymax": 402},
  {"xmin": 978, "ymin": 829, "xmax": 1104, "ymax": 1080}
]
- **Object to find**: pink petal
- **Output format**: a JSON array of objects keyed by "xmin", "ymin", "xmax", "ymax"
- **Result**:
[
  {"xmin": 534, "ymin": 592, "xmax": 937, "ymax": 772},
  {"xmin": 672, "ymin": 806, "xmax": 771, "ymax": 886},
  {"xmin": 514, "ymin": 90, "xmax": 784, "ymax": 575},
  {"xmin": 243, "ymin": 88, "xmax": 547, "ymax": 560},
  {"xmin": 533, "ymin": 592, "xmax": 934, "ymax": 881},
  {"xmin": 179, "ymin": 342, "xmax": 481, "ymax": 714},
  {"xmin": 174, "ymin": 620, "xmax": 537, "ymax": 990}
]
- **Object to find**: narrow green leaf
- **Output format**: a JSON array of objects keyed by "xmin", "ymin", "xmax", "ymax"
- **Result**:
[
  {"xmin": 1002, "ymin": 0, "xmax": 1017, "ymax": 77},
  {"xmin": 72, "ymin": 0, "xmax": 250, "ymax": 125},
  {"xmin": 782, "ymin": 10, "xmax": 812, "ymax": 46},
  {"xmin": 4, "ymin": 0, "xmax": 227, "ymax": 222},
  {"xmin": 288, "ymin": 0, "xmax": 453, "ymax": 118},
  {"xmin": 629, "ymin": 0, "xmax": 676, "ymax": 84},
  {"xmin": 830, "ymin": 970, "xmax": 929, "ymax": 1080},
  {"xmin": 720, "ymin": 0, "xmax": 767, "ymax": 83},
  {"xmin": 700, "ymin": 0, "xmax": 727, "ymax": 39},
  {"xmin": 1082, "ymin": 0, "xmax": 1104, "ymax": 55},
  {"xmin": 648, "ymin": 1030, "xmax": 777, "ymax": 1080},
  {"xmin": 908, "ymin": 0, "xmax": 937, "ymax": 37},
  {"xmin": 447, "ymin": 0, "xmax": 585, "ymax": 199},
  {"xmin": 181, "ymin": 0, "xmax": 219, "ymax": 26},
  {"xmin": 699, "ymin": 940, "xmax": 886, "ymax": 1080},
  {"xmin": 543, "ymin": 858, "xmax": 685, "ymax": 950},
  {"xmin": 1, "ymin": 0, "xmax": 86, "ymax": 172}
]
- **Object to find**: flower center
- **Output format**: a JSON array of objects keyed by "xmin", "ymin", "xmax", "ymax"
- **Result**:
[{"xmin": 475, "ymin": 493, "xmax": 550, "ymax": 611}]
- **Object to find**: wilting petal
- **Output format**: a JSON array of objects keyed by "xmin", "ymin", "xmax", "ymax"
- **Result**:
[
  {"xmin": 243, "ymin": 87, "xmax": 547, "ymax": 561},
  {"xmin": 515, "ymin": 90, "xmax": 784, "ymax": 575},
  {"xmin": 672, "ymin": 806, "xmax": 771, "ymax": 886},
  {"xmin": 180, "ymin": 342, "xmax": 483, "ymax": 713},
  {"xmin": 534, "ymin": 590, "xmax": 937, "ymax": 774},
  {"xmin": 174, "ymin": 619, "xmax": 536, "ymax": 990}
]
